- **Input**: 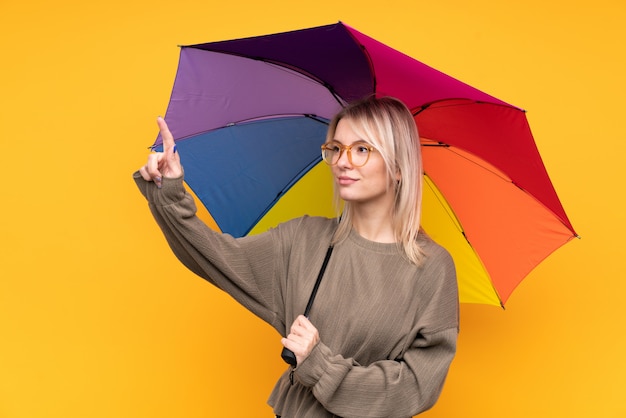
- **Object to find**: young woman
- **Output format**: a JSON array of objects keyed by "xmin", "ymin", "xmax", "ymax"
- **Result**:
[{"xmin": 135, "ymin": 96, "xmax": 459, "ymax": 417}]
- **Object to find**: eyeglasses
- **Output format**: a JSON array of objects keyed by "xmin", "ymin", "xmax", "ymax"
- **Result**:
[{"xmin": 321, "ymin": 141, "xmax": 376, "ymax": 167}]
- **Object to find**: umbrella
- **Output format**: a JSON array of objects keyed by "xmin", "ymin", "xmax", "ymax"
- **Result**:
[{"xmin": 152, "ymin": 22, "xmax": 578, "ymax": 307}]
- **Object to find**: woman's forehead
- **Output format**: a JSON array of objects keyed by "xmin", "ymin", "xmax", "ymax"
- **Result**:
[{"xmin": 333, "ymin": 118, "xmax": 371, "ymax": 144}]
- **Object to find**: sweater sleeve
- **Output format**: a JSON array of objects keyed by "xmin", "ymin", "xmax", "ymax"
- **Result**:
[
  {"xmin": 133, "ymin": 171, "xmax": 286, "ymax": 332},
  {"xmin": 293, "ymin": 248, "xmax": 459, "ymax": 418}
]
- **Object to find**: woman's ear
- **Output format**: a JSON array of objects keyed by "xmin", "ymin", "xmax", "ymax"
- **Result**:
[{"xmin": 395, "ymin": 168, "xmax": 402, "ymax": 183}]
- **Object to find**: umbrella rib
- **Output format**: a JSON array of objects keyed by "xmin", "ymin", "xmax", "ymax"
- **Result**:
[
  {"xmin": 155, "ymin": 114, "xmax": 331, "ymax": 145},
  {"xmin": 433, "ymin": 143, "xmax": 581, "ymax": 236},
  {"xmin": 182, "ymin": 45, "xmax": 329, "ymax": 86},
  {"xmin": 423, "ymin": 174, "xmax": 465, "ymax": 236},
  {"xmin": 413, "ymin": 100, "xmax": 526, "ymax": 115},
  {"xmin": 423, "ymin": 174, "xmax": 506, "ymax": 309},
  {"xmin": 243, "ymin": 156, "xmax": 324, "ymax": 236},
  {"xmin": 444, "ymin": 147, "xmax": 512, "ymax": 183},
  {"xmin": 256, "ymin": 59, "xmax": 347, "ymax": 107},
  {"xmin": 420, "ymin": 138, "xmax": 513, "ymax": 184},
  {"xmin": 341, "ymin": 25, "xmax": 377, "ymax": 97}
]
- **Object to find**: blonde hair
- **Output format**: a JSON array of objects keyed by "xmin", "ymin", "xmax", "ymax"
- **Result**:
[{"xmin": 327, "ymin": 96, "xmax": 425, "ymax": 265}]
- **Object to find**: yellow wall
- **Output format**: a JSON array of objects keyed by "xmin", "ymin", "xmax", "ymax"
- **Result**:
[{"xmin": 1, "ymin": 0, "xmax": 624, "ymax": 416}]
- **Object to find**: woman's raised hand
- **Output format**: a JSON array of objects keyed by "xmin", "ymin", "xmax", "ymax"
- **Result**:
[{"xmin": 139, "ymin": 117, "xmax": 183, "ymax": 188}]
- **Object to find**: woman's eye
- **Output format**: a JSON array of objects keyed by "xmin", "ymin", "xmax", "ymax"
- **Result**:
[{"xmin": 356, "ymin": 145, "xmax": 370, "ymax": 154}]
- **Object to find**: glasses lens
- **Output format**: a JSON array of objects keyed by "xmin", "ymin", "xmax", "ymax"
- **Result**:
[
  {"xmin": 350, "ymin": 145, "xmax": 370, "ymax": 167},
  {"xmin": 322, "ymin": 144, "xmax": 340, "ymax": 165}
]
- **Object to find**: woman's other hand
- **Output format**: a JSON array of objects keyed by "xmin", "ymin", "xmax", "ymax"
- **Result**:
[{"xmin": 282, "ymin": 315, "xmax": 320, "ymax": 365}]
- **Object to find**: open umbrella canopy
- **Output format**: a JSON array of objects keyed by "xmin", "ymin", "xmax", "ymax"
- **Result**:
[{"xmin": 153, "ymin": 22, "xmax": 578, "ymax": 307}]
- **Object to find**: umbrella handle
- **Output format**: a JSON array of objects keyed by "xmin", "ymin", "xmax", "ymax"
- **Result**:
[
  {"xmin": 281, "ymin": 347, "xmax": 297, "ymax": 367},
  {"xmin": 280, "ymin": 245, "xmax": 334, "ymax": 368}
]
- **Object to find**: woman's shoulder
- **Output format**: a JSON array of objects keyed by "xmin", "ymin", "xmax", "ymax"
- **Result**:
[
  {"xmin": 272, "ymin": 215, "xmax": 338, "ymax": 239},
  {"xmin": 418, "ymin": 232, "xmax": 455, "ymax": 266},
  {"xmin": 279, "ymin": 215, "xmax": 337, "ymax": 234}
]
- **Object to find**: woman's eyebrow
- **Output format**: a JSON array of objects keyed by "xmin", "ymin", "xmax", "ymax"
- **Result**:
[{"xmin": 330, "ymin": 139, "xmax": 371, "ymax": 145}]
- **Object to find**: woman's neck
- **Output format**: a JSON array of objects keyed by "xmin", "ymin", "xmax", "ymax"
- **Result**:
[{"xmin": 351, "ymin": 206, "xmax": 396, "ymax": 243}]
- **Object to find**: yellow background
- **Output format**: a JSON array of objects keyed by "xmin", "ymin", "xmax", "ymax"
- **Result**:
[{"xmin": 1, "ymin": 0, "xmax": 624, "ymax": 416}]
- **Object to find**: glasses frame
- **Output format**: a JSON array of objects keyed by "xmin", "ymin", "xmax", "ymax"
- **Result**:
[{"xmin": 320, "ymin": 141, "xmax": 376, "ymax": 167}]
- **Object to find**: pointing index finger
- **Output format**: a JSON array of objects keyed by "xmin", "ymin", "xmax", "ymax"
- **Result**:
[{"xmin": 157, "ymin": 116, "xmax": 175, "ymax": 152}]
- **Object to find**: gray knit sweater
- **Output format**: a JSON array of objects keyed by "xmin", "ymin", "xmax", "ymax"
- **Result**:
[{"xmin": 135, "ymin": 173, "xmax": 459, "ymax": 418}]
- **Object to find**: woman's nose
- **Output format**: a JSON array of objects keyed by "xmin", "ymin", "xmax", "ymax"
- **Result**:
[{"xmin": 336, "ymin": 148, "xmax": 352, "ymax": 168}]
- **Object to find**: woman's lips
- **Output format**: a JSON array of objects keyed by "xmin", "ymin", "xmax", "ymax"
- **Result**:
[{"xmin": 337, "ymin": 176, "xmax": 358, "ymax": 186}]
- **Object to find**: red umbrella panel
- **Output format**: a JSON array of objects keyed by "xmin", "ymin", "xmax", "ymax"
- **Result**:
[{"xmin": 153, "ymin": 22, "xmax": 578, "ymax": 307}]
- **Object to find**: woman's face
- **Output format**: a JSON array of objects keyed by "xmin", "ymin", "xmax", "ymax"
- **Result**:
[{"xmin": 330, "ymin": 118, "xmax": 396, "ymax": 209}]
